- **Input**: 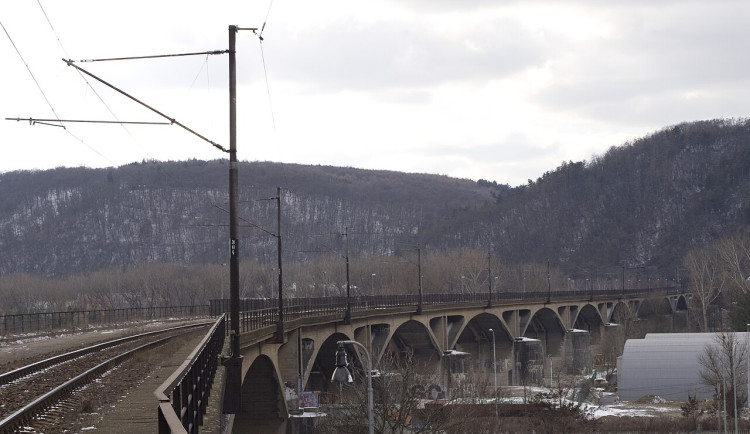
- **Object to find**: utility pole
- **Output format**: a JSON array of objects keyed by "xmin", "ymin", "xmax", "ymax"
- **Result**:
[
  {"xmin": 276, "ymin": 186, "xmax": 284, "ymax": 343},
  {"xmin": 222, "ymin": 24, "xmax": 245, "ymax": 415},
  {"xmin": 417, "ymin": 247, "xmax": 423, "ymax": 315},
  {"xmin": 546, "ymin": 260, "xmax": 551, "ymax": 304},
  {"xmin": 487, "ymin": 248, "xmax": 493, "ymax": 308},
  {"xmin": 344, "ymin": 227, "xmax": 351, "ymax": 324}
]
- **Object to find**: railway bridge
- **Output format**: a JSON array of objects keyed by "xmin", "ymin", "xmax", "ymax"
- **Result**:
[{"xmin": 186, "ymin": 288, "xmax": 689, "ymax": 433}]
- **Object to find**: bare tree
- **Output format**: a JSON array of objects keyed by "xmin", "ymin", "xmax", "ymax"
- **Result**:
[
  {"xmin": 319, "ymin": 351, "xmax": 472, "ymax": 433},
  {"xmin": 685, "ymin": 245, "xmax": 727, "ymax": 331},
  {"xmin": 699, "ymin": 331, "xmax": 749, "ymax": 428},
  {"xmin": 718, "ymin": 236, "xmax": 750, "ymax": 296}
]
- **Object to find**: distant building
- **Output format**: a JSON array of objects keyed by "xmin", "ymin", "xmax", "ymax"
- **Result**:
[{"xmin": 618, "ymin": 332, "xmax": 750, "ymax": 401}]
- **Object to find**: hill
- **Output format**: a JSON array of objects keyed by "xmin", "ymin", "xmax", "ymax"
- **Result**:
[
  {"xmin": 1, "ymin": 118, "xmax": 748, "ymax": 279},
  {"xmin": 0, "ymin": 161, "xmax": 497, "ymax": 276}
]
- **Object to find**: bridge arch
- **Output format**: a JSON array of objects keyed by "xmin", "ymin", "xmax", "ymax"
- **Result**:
[
  {"xmin": 385, "ymin": 319, "xmax": 441, "ymax": 362},
  {"xmin": 522, "ymin": 307, "xmax": 566, "ymax": 356},
  {"xmin": 234, "ymin": 354, "xmax": 286, "ymax": 432},
  {"xmin": 306, "ymin": 332, "xmax": 351, "ymax": 394},
  {"xmin": 573, "ymin": 304, "xmax": 604, "ymax": 344},
  {"xmin": 454, "ymin": 312, "xmax": 513, "ymax": 371},
  {"xmin": 573, "ymin": 304, "xmax": 604, "ymax": 330},
  {"xmin": 607, "ymin": 301, "xmax": 633, "ymax": 324},
  {"xmin": 675, "ymin": 295, "xmax": 689, "ymax": 311},
  {"xmin": 636, "ymin": 296, "xmax": 673, "ymax": 317},
  {"xmin": 610, "ymin": 301, "xmax": 632, "ymax": 323}
]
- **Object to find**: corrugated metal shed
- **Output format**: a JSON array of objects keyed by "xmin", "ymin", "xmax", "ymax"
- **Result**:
[{"xmin": 618, "ymin": 332, "xmax": 750, "ymax": 402}]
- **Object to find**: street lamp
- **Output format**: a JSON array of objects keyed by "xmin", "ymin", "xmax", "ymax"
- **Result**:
[
  {"xmin": 489, "ymin": 328, "xmax": 497, "ymax": 417},
  {"xmin": 333, "ymin": 340, "xmax": 374, "ymax": 434},
  {"xmin": 332, "ymin": 346, "xmax": 353, "ymax": 383},
  {"xmin": 371, "ymin": 273, "xmax": 376, "ymax": 295}
]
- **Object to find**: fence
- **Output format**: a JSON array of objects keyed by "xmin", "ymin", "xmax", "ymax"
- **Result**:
[
  {"xmin": 0, "ymin": 305, "xmax": 209, "ymax": 335},
  {"xmin": 156, "ymin": 314, "xmax": 226, "ymax": 434}
]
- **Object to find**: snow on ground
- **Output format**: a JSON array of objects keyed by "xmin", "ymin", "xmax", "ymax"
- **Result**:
[
  {"xmin": 589, "ymin": 401, "xmax": 679, "ymax": 419},
  {"xmin": 501, "ymin": 386, "xmax": 684, "ymax": 420}
]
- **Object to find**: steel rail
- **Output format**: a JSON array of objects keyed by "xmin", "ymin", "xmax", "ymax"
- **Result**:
[
  {"xmin": 0, "ymin": 321, "xmax": 211, "ymax": 386},
  {"xmin": 0, "ymin": 335, "xmax": 179, "ymax": 433}
]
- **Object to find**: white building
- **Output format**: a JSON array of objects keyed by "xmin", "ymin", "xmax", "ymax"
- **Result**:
[{"xmin": 618, "ymin": 332, "xmax": 750, "ymax": 402}]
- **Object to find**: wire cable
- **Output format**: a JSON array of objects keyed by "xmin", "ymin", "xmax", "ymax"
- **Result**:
[
  {"xmin": 76, "ymin": 50, "xmax": 228, "ymax": 63},
  {"xmin": 256, "ymin": 0, "xmax": 278, "ymax": 131},
  {"xmin": 1, "ymin": 20, "xmax": 61, "ymax": 126},
  {"xmin": 33, "ymin": 1, "xmax": 142, "ymax": 166},
  {"xmin": 258, "ymin": 41, "xmax": 277, "ymax": 131},
  {"xmin": 63, "ymin": 59, "xmax": 228, "ymax": 153},
  {"xmin": 260, "ymin": 0, "xmax": 275, "ymax": 38}
]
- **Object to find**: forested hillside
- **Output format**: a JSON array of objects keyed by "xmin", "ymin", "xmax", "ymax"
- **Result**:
[
  {"xmin": 1, "ymin": 118, "xmax": 749, "ymax": 281},
  {"xmin": 480, "ymin": 118, "xmax": 750, "ymax": 274},
  {"xmin": 0, "ymin": 160, "xmax": 497, "ymax": 276}
]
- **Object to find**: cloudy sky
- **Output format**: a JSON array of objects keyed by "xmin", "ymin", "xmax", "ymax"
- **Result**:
[{"xmin": 1, "ymin": 0, "xmax": 748, "ymax": 186}]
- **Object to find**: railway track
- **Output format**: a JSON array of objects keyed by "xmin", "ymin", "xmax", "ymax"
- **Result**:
[{"xmin": 0, "ymin": 322, "xmax": 210, "ymax": 433}]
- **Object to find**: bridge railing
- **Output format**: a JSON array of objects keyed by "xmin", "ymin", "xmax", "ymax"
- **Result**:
[
  {"xmin": 0, "ymin": 305, "xmax": 209, "ymax": 336},
  {"xmin": 155, "ymin": 314, "xmax": 226, "ymax": 434},
  {"xmin": 210, "ymin": 286, "xmax": 684, "ymax": 334}
]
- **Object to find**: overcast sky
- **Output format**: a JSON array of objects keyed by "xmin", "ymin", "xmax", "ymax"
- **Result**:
[{"xmin": 1, "ymin": 0, "xmax": 748, "ymax": 186}]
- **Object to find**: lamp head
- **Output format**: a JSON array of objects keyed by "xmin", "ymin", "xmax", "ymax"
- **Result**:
[{"xmin": 332, "ymin": 345, "xmax": 353, "ymax": 383}]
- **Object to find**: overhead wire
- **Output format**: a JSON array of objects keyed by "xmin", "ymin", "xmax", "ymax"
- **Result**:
[
  {"xmin": 2, "ymin": 17, "xmax": 115, "ymax": 165},
  {"xmin": 10, "ymin": 2, "xmax": 285, "ymax": 252},
  {"xmin": 63, "ymin": 59, "xmax": 229, "ymax": 153},
  {"xmin": 9, "ymin": 3, "xmax": 227, "ymax": 232},
  {"xmin": 258, "ymin": 40, "xmax": 277, "ymax": 132},
  {"xmin": 184, "ymin": 54, "xmax": 211, "ymax": 101},
  {"xmin": 35, "ymin": 0, "xmax": 124, "ymax": 164},
  {"xmin": 76, "ymin": 50, "xmax": 228, "ymax": 63},
  {"xmin": 257, "ymin": 0, "xmax": 277, "ymax": 131},
  {"xmin": 1, "ymin": 19, "xmax": 61, "ymax": 126},
  {"xmin": 35, "ymin": 1, "xmax": 229, "ymax": 167}
]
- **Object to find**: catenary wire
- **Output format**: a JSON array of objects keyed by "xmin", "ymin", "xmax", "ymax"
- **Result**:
[
  {"xmin": 1, "ymin": 20, "xmax": 61, "ymax": 126},
  {"xmin": 257, "ymin": 0, "xmax": 278, "ymax": 131},
  {"xmin": 258, "ymin": 40, "xmax": 277, "ymax": 131}
]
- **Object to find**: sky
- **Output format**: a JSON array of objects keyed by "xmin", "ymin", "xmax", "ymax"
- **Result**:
[{"xmin": 1, "ymin": 0, "xmax": 748, "ymax": 186}]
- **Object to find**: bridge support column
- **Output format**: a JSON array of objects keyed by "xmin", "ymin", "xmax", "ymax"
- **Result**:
[{"xmin": 563, "ymin": 329, "xmax": 591, "ymax": 374}]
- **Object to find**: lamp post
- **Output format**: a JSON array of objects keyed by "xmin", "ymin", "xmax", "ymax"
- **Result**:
[
  {"xmin": 489, "ymin": 328, "xmax": 497, "ymax": 417},
  {"xmin": 333, "ymin": 340, "xmax": 374, "ymax": 434},
  {"xmin": 417, "ymin": 247, "xmax": 423, "ymax": 315},
  {"xmin": 549, "ymin": 353, "xmax": 553, "ymax": 387},
  {"xmin": 371, "ymin": 273, "xmax": 376, "ymax": 295},
  {"xmin": 546, "ymin": 260, "xmax": 551, "ymax": 304},
  {"xmin": 344, "ymin": 227, "xmax": 352, "ymax": 324},
  {"xmin": 221, "ymin": 263, "xmax": 227, "ymax": 312}
]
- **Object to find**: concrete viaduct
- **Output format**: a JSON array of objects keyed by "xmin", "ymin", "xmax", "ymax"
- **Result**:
[{"xmin": 217, "ymin": 289, "xmax": 689, "ymax": 432}]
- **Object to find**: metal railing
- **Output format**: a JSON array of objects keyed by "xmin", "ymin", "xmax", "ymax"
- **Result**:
[
  {"xmin": 155, "ymin": 314, "xmax": 226, "ymax": 434},
  {"xmin": 0, "ymin": 305, "xmax": 209, "ymax": 335},
  {"xmin": 209, "ymin": 286, "xmax": 684, "ymax": 334}
]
